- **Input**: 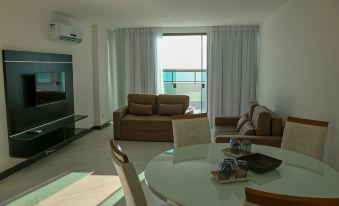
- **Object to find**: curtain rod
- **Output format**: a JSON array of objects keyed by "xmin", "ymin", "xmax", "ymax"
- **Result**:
[{"xmin": 163, "ymin": 33, "xmax": 207, "ymax": 36}]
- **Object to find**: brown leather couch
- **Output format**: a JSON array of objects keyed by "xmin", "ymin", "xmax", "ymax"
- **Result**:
[
  {"xmin": 215, "ymin": 103, "xmax": 283, "ymax": 147},
  {"xmin": 113, "ymin": 94, "xmax": 193, "ymax": 141}
]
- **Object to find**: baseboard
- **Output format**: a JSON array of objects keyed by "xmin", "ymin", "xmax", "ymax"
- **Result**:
[
  {"xmin": 93, "ymin": 120, "xmax": 113, "ymax": 130},
  {"xmin": 0, "ymin": 153, "xmax": 44, "ymax": 181},
  {"xmin": 0, "ymin": 127, "xmax": 94, "ymax": 181}
]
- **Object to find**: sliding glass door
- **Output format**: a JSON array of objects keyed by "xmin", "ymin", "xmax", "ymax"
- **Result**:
[{"xmin": 161, "ymin": 34, "xmax": 207, "ymax": 113}]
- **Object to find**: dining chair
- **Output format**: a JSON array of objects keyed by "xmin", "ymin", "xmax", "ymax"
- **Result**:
[
  {"xmin": 172, "ymin": 113, "xmax": 211, "ymax": 148},
  {"xmin": 110, "ymin": 139, "xmax": 147, "ymax": 206},
  {"xmin": 244, "ymin": 187, "xmax": 339, "ymax": 206},
  {"xmin": 281, "ymin": 116, "xmax": 329, "ymax": 160}
]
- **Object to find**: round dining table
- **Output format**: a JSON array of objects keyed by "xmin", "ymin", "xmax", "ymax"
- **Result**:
[{"xmin": 144, "ymin": 143, "xmax": 339, "ymax": 206}]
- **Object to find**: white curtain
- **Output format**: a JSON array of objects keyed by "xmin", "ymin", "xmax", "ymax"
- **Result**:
[
  {"xmin": 207, "ymin": 26, "xmax": 258, "ymax": 125},
  {"xmin": 108, "ymin": 28, "xmax": 163, "ymax": 110}
]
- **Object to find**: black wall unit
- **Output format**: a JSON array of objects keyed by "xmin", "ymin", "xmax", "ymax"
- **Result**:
[{"xmin": 2, "ymin": 50, "xmax": 87, "ymax": 157}]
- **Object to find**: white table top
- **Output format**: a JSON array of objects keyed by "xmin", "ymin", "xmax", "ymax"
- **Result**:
[{"xmin": 144, "ymin": 143, "xmax": 339, "ymax": 206}]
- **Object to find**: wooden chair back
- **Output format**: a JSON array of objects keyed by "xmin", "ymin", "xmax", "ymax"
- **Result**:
[
  {"xmin": 172, "ymin": 113, "xmax": 208, "ymax": 120},
  {"xmin": 109, "ymin": 139, "xmax": 147, "ymax": 206},
  {"xmin": 110, "ymin": 139, "xmax": 129, "ymax": 163},
  {"xmin": 245, "ymin": 187, "xmax": 339, "ymax": 206}
]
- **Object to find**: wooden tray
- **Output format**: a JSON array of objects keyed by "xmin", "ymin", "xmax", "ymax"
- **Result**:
[
  {"xmin": 210, "ymin": 171, "xmax": 251, "ymax": 184},
  {"xmin": 221, "ymin": 148, "xmax": 252, "ymax": 158}
]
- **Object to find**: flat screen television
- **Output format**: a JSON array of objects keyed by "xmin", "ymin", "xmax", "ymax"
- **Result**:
[{"xmin": 35, "ymin": 72, "xmax": 66, "ymax": 106}]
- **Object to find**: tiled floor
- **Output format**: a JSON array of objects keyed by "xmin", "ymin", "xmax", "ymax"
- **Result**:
[
  {"xmin": 38, "ymin": 174, "xmax": 122, "ymax": 206},
  {"xmin": 0, "ymin": 125, "xmax": 173, "ymax": 205}
]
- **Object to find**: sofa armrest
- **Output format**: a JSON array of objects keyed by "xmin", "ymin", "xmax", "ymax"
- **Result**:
[
  {"xmin": 215, "ymin": 134, "xmax": 282, "ymax": 148},
  {"xmin": 113, "ymin": 106, "xmax": 128, "ymax": 139},
  {"xmin": 185, "ymin": 106, "xmax": 195, "ymax": 114},
  {"xmin": 114, "ymin": 105, "xmax": 128, "ymax": 118},
  {"xmin": 215, "ymin": 117, "xmax": 240, "ymax": 126}
]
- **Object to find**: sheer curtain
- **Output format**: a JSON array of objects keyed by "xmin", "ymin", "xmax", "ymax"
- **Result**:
[
  {"xmin": 108, "ymin": 28, "xmax": 163, "ymax": 110},
  {"xmin": 207, "ymin": 26, "xmax": 258, "ymax": 125}
]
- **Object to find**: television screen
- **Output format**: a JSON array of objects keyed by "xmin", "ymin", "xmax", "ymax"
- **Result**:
[{"xmin": 35, "ymin": 72, "xmax": 66, "ymax": 106}]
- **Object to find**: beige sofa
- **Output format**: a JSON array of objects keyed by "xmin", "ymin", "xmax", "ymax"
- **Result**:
[
  {"xmin": 113, "ymin": 94, "xmax": 193, "ymax": 141},
  {"xmin": 215, "ymin": 102, "xmax": 283, "ymax": 147}
]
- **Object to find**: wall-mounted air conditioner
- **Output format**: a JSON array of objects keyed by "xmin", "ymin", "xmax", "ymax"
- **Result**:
[{"xmin": 48, "ymin": 22, "xmax": 83, "ymax": 43}]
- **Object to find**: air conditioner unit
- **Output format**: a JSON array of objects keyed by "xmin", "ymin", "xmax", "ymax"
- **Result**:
[{"xmin": 48, "ymin": 22, "xmax": 83, "ymax": 43}]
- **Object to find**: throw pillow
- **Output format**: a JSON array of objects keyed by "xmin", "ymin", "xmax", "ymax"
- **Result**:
[
  {"xmin": 248, "ymin": 102, "xmax": 259, "ymax": 120},
  {"xmin": 239, "ymin": 121, "xmax": 256, "ymax": 135},
  {"xmin": 159, "ymin": 104, "xmax": 183, "ymax": 116},
  {"xmin": 129, "ymin": 103, "xmax": 152, "ymax": 116},
  {"xmin": 236, "ymin": 113, "xmax": 249, "ymax": 131}
]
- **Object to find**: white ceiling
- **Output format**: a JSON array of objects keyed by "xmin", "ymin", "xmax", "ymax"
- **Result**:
[{"xmin": 18, "ymin": 0, "xmax": 285, "ymax": 28}]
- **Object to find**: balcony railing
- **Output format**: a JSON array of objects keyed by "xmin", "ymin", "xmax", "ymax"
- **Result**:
[{"xmin": 163, "ymin": 69, "xmax": 207, "ymax": 113}]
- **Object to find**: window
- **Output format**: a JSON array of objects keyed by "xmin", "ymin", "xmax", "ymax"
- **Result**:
[{"xmin": 161, "ymin": 34, "xmax": 207, "ymax": 113}]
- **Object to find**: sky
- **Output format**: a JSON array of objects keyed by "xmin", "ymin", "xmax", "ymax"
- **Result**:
[{"xmin": 161, "ymin": 35, "xmax": 207, "ymax": 70}]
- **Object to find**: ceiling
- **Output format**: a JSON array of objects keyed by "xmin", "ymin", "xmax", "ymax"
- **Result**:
[{"xmin": 16, "ymin": 0, "xmax": 285, "ymax": 28}]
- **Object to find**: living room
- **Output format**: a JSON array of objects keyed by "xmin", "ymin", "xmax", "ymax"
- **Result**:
[{"xmin": 1, "ymin": 0, "xmax": 339, "ymax": 205}]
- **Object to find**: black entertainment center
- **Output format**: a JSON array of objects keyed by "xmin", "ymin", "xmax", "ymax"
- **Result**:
[{"xmin": 2, "ymin": 50, "xmax": 88, "ymax": 158}]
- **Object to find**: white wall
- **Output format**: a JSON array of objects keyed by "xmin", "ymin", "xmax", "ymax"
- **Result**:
[
  {"xmin": 161, "ymin": 26, "xmax": 208, "ymax": 34},
  {"xmin": 258, "ymin": 0, "xmax": 339, "ymax": 170},
  {"xmin": 0, "ymin": 2, "xmax": 94, "ymax": 172}
]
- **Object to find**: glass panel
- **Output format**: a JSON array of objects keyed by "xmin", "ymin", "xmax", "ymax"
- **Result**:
[
  {"xmin": 176, "ymin": 83, "xmax": 202, "ymax": 112},
  {"xmin": 196, "ymin": 72, "xmax": 201, "ymax": 81},
  {"xmin": 174, "ymin": 72, "xmax": 195, "ymax": 82},
  {"xmin": 163, "ymin": 71, "xmax": 173, "ymax": 82},
  {"xmin": 195, "ymin": 71, "xmax": 207, "ymax": 82},
  {"xmin": 164, "ymin": 82, "xmax": 176, "ymax": 94},
  {"xmin": 202, "ymin": 72, "xmax": 207, "ymax": 81}
]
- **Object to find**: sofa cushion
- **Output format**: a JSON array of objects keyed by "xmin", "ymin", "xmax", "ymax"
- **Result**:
[
  {"xmin": 239, "ymin": 121, "xmax": 256, "ymax": 135},
  {"xmin": 214, "ymin": 125, "xmax": 238, "ymax": 136},
  {"xmin": 128, "ymin": 94, "xmax": 157, "ymax": 114},
  {"xmin": 248, "ymin": 101, "xmax": 259, "ymax": 120},
  {"xmin": 252, "ymin": 106, "xmax": 271, "ymax": 136},
  {"xmin": 157, "ymin": 94, "xmax": 189, "ymax": 114},
  {"xmin": 236, "ymin": 113, "xmax": 249, "ymax": 131},
  {"xmin": 121, "ymin": 114, "xmax": 172, "ymax": 131},
  {"xmin": 120, "ymin": 130, "xmax": 173, "ymax": 142},
  {"xmin": 215, "ymin": 135, "xmax": 282, "ymax": 148},
  {"xmin": 129, "ymin": 103, "xmax": 152, "ymax": 116},
  {"xmin": 159, "ymin": 104, "xmax": 183, "ymax": 116}
]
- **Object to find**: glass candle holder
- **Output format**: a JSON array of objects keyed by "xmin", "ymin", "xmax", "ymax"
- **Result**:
[
  {"xmin": 223, "ymin": 158, "xmax": 237, "ymax": 178},
  {"xmin": 241, "ymin": 140, "xmax": 252, "ymax": 155},
  {"xmin": 235, "ymin": 160, "xmax": 248, "ymax": 178},
  {"xmin": 218, "ymin": 161, "xmax": 232, "ymax": 180},
  {"xmin": 230, "ymin": 138, "xmax": 241, "ymax": 154}
]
